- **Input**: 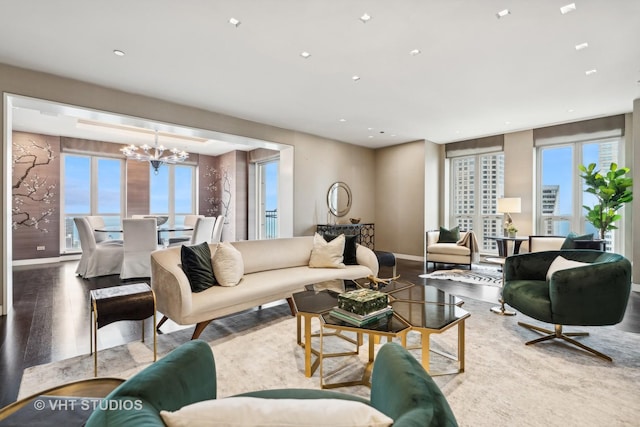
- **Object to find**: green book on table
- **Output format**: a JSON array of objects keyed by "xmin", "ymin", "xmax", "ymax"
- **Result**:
[{"xmin": 330, "ymin": 306, "xmax": 393, "ymax": 326}]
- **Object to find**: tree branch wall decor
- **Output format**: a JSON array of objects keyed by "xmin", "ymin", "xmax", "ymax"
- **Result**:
[{"xmin": 203, "ymin": 164, "xmax": 232, "ymax": 221}]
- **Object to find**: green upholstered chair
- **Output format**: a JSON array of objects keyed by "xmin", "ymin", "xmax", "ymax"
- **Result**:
[
  {"xmin": 86, "ymin": 340, "xmax": 458, "ymax": 426},
  {"xmin": 502, "ymin": 250, "xmax": 631, "ymax": 361}
]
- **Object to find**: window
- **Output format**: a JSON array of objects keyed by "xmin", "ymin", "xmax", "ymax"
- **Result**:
[
  {"xmin": 62, "ymin": 155, "xmax": 123, "ymax": 252},
  {"xmin": 150, "ymin": 164, "xmax": 196, "ymax": 227},
  {"xmin": 538, "ymin": 138, "xmax": 621, "ymax": 251},
  {"xmin": 450, "ymin": 153, "xmax": 505, "ymax": 253}
]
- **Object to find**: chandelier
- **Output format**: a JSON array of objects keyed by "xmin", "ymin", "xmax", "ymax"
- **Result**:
[{"xmin": 120, "ymin": 131, "xmax": 189, "ymax": 174}]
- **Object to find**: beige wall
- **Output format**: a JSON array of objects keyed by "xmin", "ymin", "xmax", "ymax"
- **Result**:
[
  {"xmin": 633, "ymin": 100, "xmax": 639, "ymax": 283},
  {"xmin": 504, "ymin": 130, "xmax": 534, "ymax": 236},
  {"xmin": 0, "ymin": 63, "xmax": 378, "ymax": 312},
  {"xmin": 375, "ymin": 140, "xmax": 425, "ymax": 256}
]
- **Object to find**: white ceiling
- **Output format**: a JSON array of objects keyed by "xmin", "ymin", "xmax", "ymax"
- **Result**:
[{"xmin": 1, "ymin": 0, "xmax": 640, "ymax": 150}]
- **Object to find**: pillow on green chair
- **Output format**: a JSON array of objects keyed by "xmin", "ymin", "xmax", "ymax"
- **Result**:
[
  {"xmin": 438, "ymin": 226, "xmax": 460, "ymax": 243},
  {"xmin": 561, "ymin": 232, "xmax": 594, "ymax": 249}
]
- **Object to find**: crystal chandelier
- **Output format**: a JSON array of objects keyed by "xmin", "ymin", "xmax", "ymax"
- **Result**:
[{"xmin": 120, "ymin": 131, "xmax": 189, "ymax": 175}]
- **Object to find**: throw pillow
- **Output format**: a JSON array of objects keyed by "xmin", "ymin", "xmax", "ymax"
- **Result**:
[
  {"xmin": 324, "ymin": 233, "xmax": 358, "ymax": 265},
  {"xmin": 160, "ymin": 397, "xmax": 393, "ymax": 427},
  {"xmin": 212, "ymin": 242, "xmax": 244, "ymax": 287},
  {"xmin": 438, "ymin": 226, "xmax": 460, "ymax": 243},
  {"xmin": 309, "ymin": 233, "xmax": 346, "ymax": 268},
  {"xmin": 561, "ymin": 232, "xmax": 594, "ymax": 249},
  {"xmin": 546, "ymin": 256, "xmax": 590, "ymax": 281},
  {"xmin": 181, "ymin": 242, "xmax": 216, "ymax": 293}
]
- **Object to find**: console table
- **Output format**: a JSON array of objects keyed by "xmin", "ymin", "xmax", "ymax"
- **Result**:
[{"xmin": 316, "ymin": 223, "xmax": 375, "ymax": 250}]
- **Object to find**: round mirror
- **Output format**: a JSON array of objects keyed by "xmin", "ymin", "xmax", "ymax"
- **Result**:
[{"xmin": 327, "ymin": 182, "xmax": 352, "ymax": 217}]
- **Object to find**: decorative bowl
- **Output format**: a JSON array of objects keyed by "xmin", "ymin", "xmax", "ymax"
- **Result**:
[
  {"xmin": 349, "ymin": 217, "xmax": 361, "ymax": 224},
  {"xmin": 146, "ymin": 215, "xmax": 168, "ymax": 226}
]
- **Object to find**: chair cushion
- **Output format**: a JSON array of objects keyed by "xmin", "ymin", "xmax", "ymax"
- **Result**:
[
  {"xmin": 427, "ymin": 243, "xmax": 470, "ymax": 256},
  {"xmin": 309, "ymin": 233, "xmax": 345, "ymax": 268},
  {"xmin": 160, "ymin": 397, "xmax": 393, "ymax": 427},
  {"xmin": 181, "ymin": 242, "xmax": 216, "ymax": 292},
  {"xmin": 324, "ymin": 233, "xmax": 358, "ymax": 265},
  {"xmin": 561, "ymin": 232, "xmax": 594, "ymax": 249},
  {"xmin": 438, "ymin": 226, "xmax": 460, "ymax": 243}
]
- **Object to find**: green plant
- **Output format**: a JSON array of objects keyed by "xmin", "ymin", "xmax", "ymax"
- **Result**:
[
  {"xmin": 506, "ymin": 224, "xmax": 518, "ymax": 233},
  {"xmin": 579, "ymin": 162, "xmax": 633, "ymax": 240}
]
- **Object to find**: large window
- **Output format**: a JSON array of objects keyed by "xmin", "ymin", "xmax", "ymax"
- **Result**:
[
  {"xmin": 150, "ymin": 164, "xmax": 196, "ymax": 227},
  {"xmin": 257, "ymin": 160, "xmax": 279, "ymax": 239},
  {"xmin": 450, "ymin": 152, "xmax": 505, "ymax": 253},
  {"xmin": 62, "ymin": 155, "xmax": 123, "ymax": 252},
  {"xmin": 538, "ymin": 138, "xmax": 621, "ymax": 250}
]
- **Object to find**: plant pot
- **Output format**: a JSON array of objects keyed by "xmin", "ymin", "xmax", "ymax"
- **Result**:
[{"xmin": 508, "ymin": 232, "xmax": 516, "ymax": 238}]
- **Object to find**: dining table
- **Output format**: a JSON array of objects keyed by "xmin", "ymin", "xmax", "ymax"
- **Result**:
[{"xmin": 94, "ymin": 225, "xmax": 194, "ymax": 246}]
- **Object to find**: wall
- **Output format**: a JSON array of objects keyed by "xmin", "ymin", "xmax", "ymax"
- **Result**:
[
  {"xmin": 11, "ymin": 132, "xmax": 60, "ymax": 260},
  {"xmin": 633, "ymin": 99, "xmax": 639, "ymax": 283},
  {"xmin": 503, "ymin": 130, "xmax": 534, "ymax": 236},
  {"xmin": 375, "ymin": 140, "xmax": 426, "ymax": 257},
  {"xmin": 0, "ymin": 63, "xmax": 378, "ymax": 312}
]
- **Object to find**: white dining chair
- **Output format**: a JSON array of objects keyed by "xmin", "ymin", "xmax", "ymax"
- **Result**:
[
  {"xmin": 169, "ymin": 216, "xmax": 215, "ymax": 247},
  {"xmin": 74, "ymin": 217, "xmax": 124, "ymax": 279},
  {"xmin": 120, "ymin": 218, "xmax": 159, "ymax": 279},
  {"xmin": 85, "ymin": 215, "xmax": 123, "ymax": 245},
  {"xmin": 211, "ymin": 215, "xmax": 225, "ymax": 243},
  {"xmin": 168, "ymin": 214, "xmax": 204, "ymax": 245}
]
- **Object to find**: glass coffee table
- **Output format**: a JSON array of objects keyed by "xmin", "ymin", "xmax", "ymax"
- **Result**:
[{"xmin": 292, "ymin": 277, "xmax": 470, "ymax": 387}]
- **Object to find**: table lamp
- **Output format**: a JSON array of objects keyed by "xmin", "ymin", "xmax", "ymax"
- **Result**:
[{"xmin": 497, "ymin": 197, "xmax": 521, "ymax": 233}]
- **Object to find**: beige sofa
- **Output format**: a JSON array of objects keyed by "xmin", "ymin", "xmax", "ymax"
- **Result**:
[{"xmin": 150, "ymin": 236, "xmax": 379, "ymax": 339}]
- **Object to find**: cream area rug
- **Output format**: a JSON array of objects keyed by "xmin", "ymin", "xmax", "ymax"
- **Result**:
[
  {"xmin": 20, "ymin": 298, "xmax": 640, "ymax": 427},
  {"xmin": 420, "ymin": 267, "xmax": 503, "ymax": 287}
]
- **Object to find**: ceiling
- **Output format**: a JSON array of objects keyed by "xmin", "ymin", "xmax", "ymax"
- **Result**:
[{"xmin": 1, "ymin": 0, "xmax": 639, "ymax": 151}]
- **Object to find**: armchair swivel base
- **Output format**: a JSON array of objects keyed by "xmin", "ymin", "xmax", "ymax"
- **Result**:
[
  {"xmin": 517, "ymin": 322, "xmax": 610, "ymax": 361},
  {"xmin": 490, "ymin": 299, "xmax": 516, "ymax": 316}
]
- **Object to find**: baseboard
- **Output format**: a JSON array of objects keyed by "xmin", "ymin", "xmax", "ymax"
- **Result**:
[
  {"xmin": 12, "ymin": 254, "xmax": 80, "ymax": 266},
  {"xmin": 394, "ymin": 253, "xmax": 425, "ymax": 262}
]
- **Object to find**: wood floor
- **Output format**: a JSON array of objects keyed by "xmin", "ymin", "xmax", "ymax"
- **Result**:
[{"xmin": 1, "ymin": 258, "xmax": 638, "ymax": 407}]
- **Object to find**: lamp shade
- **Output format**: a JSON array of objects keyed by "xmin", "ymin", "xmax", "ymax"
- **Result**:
[{"xmin": 497, "ymin": 197, "xmax": 521, "ymax": 214}]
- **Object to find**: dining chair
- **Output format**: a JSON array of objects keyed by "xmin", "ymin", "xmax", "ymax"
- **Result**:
[
  {"xmin": 85, "ymin": 215, "xmax": 123, "ymax": 245},
  {"xmin": 211, "ymin": 215, "xmax": 225, "ymax": 243},
  {"xmin": 121, "ymin": 218, "xmax": 159, "ymax": 279},
  {"xmin": 74, "ymin": 217, "xmax": 124, "ymax": 279},
  {"xmin": 168, "ymin": 214, "xmax": 204, "ymax": 245},
  {"xmin": 169, "ymin": 216, "xmax": 215, "ymax": 247}
]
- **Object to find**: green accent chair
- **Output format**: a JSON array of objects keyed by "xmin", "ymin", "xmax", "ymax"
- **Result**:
[
  {"xmin": 86, "ymin": 340, "xmax": 458, "ymax": 427},
  {"xmin": 502, "ymin": 250, "xmax": 631, "ymax": 361}
]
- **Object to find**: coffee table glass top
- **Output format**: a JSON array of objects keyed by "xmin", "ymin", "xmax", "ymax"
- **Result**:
[
  {"xmin": 391, "ymin": 300, "xmax": 469, "ymax": 330},
  {"xmin": 350, "ymin": 277, "xmax": 414, "ymax": 294},
  {"xmin": 389, "ymin": 282, "xmax": 463, "ymax": 306}
]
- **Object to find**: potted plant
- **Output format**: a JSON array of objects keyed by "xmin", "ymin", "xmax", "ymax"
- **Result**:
[
  {"xmin": 579, "ymin": 162, "xmax": 633, "ymax": 240},
  {"xmin": 506, "ymin": 224, "xmax": 518, "ymax": 238}
]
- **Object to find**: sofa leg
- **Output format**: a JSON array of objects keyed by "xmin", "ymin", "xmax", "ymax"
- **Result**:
[
  {"xmin": 192, "ymin": 320, "xmax": 214, "ymax": 340},
  {"xmin": 156, "ymin": 315, "xmax": 169, "ymax": 332},
  {"xmin": 286, "ymin": 297, "xmax": 296, "ymax": 316}
]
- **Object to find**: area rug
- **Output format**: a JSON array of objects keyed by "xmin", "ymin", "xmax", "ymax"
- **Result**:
[
  {"xmin": 420, "ymin": 267, "xmax": 503, "ymax": 287},
  {"xmin": 20, "ymin": 299, "xmax": 640, "ymax": 427}
]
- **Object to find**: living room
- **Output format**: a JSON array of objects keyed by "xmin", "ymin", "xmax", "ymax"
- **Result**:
[{"xmin": 1, "ymin": 2, "xmax": 639, "ymax": 426}]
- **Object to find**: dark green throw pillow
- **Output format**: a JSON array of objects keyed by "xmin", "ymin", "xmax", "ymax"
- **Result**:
[
  {"xmin": 181, "ymin": 241, "xmax": 216, "ymax": 292},
  {"xmin": 324, "ymin": 233, "xmax": 358, "ymax": 265},
  {"xmin": 561, "ymin": 232, "xmax": 594, "ymax": 249},
  {"xmin": 438, "ymin": 226, "xmax": 460, "ymax": 243}
]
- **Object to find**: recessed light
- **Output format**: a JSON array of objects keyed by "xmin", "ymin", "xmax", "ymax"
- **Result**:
[
  {"xmin": 360, "ymin": 13, "xmax": 371, "ymax": 23},
  {"xmin": 496, "ymin": 9, "xmax": 510, "ymax": 19},
  {"xmin": 560, "ymin": 3, "xmax": 576, "ymax": 14},
  {"xmin": 367, "ymin": 127, "xmax": 374, "ymax": 131},
  {"xmin": 352, "ymin": 75, "xmax": 361, "ymax": 81},
  {"xmin": 229, "ymin": 17, "xmax": 241, "ymax": 27},
  {"xmin": 505, "ymin": 121, "xmax": 511, "ymax": 125},
  {"xmin": 338, "ymin": 118, "xmax": 347, "ymax": 122},
  {"xmin": 368, "ymin": 135, "xmax": 374, "ymax": 138},
  {"xmin": 575, "ymin": 42, "xmax": 589, "ymax": 51},
  {"xmin": 113, "ymin": 49, "xmax": 125, "ymax": 57},
  {"xmin": 300, "ymin": 51, "xmax": 311, "ymax": 59},
  {"xmin": 567, "ymin": 109, "xmax": 575, "ymax": 113},
  {"xmin": 409, "ymin": 49, "xmax": 421, "ymax": 56},
  {"xmin": 585, "ymin": 69, "xmax": 597, "ymax": 76}
]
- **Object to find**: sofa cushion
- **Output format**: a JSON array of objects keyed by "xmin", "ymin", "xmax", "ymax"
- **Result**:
[
  {"xmin": 546, "ymin": 255, "xmax": 590, "ymax": 281},
  {"xmin": 309, "ymin": 233, "xmax": 345, "ymax": 268},
  {"xmin": 181, "ymin": 242, "xmax": 216, "ymax": 292},
  {"xmin": 561, "ymin": 232, "xmax": 594, "ymax": 249},
  {"xmin": 212, "ymin": 242, "xmax": 244, "ymax": 287},
  {"xmin": 438, "ymin": 226, "xmax": 460, "ymax": 243},
  {"xmin": 324, "ymin": 233, "xmax": 358, "ymax": 265},
  {"xmin": 427, "ymin": 243, "xmax": 471, "ymax": 256},
  {"xmin": 160, "ymin": 396, "xmax": 393, "ymax": 427}
]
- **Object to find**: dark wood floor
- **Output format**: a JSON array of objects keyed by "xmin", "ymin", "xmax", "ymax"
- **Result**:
[{"xmin": 0, "ymin": 258, "xmax": 638, "ymax": 407}]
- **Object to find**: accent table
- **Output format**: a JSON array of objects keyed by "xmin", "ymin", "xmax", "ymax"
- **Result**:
[{"xmin": 485, "ymin": 235, "xmax": 528, "ymax": 257}]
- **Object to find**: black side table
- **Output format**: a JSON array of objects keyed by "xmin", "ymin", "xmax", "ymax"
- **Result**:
[
  {"xmin": 486, "ymin": 236, "xmax": 528, "ymax": 257},
  {"xmin": 90, "ymin": 283, "xmax": 156, "ymax": 377}
]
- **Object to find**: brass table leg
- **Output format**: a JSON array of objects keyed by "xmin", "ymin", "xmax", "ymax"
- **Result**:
[{"xmin": 490, "ymin": 298, "xmax": 516, "ymax": 316}]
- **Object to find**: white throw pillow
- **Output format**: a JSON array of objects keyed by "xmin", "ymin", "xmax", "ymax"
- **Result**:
[
  {"xmin": 546, "ymin": 256, "xmax": 590, "ymax": 281},
  {"xmin": 309, "ymin": 232, "xmax": 346, "ymax": 268},
  {"xmin": 212, "ymin": 242, "xmax": 244, "ymax": 286},
  {"xmin": 160, "ymin": 397, "xmax": 393, "ymax": 427}
]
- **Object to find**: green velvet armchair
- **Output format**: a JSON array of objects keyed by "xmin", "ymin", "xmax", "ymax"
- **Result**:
[{"xmin": 502, "ymin": 250, "xmax": 631, "ymax": 361}]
